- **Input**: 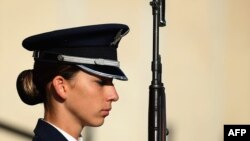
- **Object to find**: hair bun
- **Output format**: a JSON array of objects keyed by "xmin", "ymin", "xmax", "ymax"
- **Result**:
[{"xmin": 16, "ymin": 70, "xmax": 43, "ymax": 105}]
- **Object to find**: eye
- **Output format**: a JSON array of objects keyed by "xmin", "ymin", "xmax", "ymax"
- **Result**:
[
  {"xmin": 96, "ymin": 78, "xmax": 113, "ymax": 86},
  {"xmin": 96, "ymin": 80, "xmax": 105, "ymax": 86}
]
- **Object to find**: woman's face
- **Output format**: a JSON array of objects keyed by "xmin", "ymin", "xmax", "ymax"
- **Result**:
[{"xmin": 65, "ymin": 70, "xmax": 119, "ymax": 127}]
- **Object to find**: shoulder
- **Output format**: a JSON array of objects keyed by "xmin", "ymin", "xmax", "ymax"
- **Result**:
[{"xmin": 32, "ymin": 135, "xmax": 43, "ymax": 141}]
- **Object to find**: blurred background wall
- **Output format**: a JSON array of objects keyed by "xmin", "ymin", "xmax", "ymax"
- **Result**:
[{"xmin": 0, "ymin": 0, "xmax": 250, "ymax": 141}]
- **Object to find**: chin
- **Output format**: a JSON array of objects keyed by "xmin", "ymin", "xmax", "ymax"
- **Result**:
[{"xmin": 87, "ymin": 119, "xmax": 105, "ymax": 127}]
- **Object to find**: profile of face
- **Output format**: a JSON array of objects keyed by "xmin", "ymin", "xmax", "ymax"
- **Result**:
[{"xmin": 51, "ymin": 70, "xmax": 119, "ymax": 127}]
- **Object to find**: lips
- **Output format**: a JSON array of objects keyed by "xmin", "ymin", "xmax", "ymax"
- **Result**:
[{"xmin": 101, "ymin": 108, "xmax": 111, "ymax": 117}]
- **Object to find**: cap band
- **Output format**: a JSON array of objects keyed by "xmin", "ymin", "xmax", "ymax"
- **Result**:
[
  {"xmin": 57, "ymin": 55, "xmax": 120, "ymax": 67},
  {"xmin": 33, "ymin": 51, "xmax": 120, "ymax": 67}
]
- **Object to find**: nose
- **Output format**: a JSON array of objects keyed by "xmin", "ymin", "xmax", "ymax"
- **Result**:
[{"xmin": 106, "ymin": 86, "xmax": 119, "ymax": 102}]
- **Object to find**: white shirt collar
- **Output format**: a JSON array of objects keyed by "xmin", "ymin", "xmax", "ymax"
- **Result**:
[{"xmin": 45, "ymin": 120, "xmax": 83, "ymax": 141}]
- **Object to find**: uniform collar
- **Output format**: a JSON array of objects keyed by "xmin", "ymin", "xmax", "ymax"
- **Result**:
[
  {"xmin": 34, "ymin": 119, "xmax": 68, "ymax": 141},
  {"xmin": 45, "ymin": 120, "xmax": 83, "ymax": 141}
]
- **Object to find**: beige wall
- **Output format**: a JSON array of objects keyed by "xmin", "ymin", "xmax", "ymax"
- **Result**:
[{"xmin": 0, "ymin": 0, "xmax": 250, "ymax": 141}]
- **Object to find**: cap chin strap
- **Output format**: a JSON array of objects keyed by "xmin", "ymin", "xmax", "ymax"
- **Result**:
[{"xmin": 33, "ymin": 51, "xmax": 120, "ymax": 67}]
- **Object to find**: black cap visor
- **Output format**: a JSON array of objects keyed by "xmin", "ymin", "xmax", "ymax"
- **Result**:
[{"xmin": 77, "ymin": 64, "xmax": 128, "ymax": 81}]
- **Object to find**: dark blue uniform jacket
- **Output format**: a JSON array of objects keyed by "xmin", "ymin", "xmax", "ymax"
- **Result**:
[{"xmin": 32, "ymin": 119, "xmax": 68, "ymax": 141}]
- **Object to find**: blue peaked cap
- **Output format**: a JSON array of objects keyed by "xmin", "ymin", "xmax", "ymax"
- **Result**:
[{"xmin": 22, "ymin": 23, "xmax": 129, "ymax": 80}]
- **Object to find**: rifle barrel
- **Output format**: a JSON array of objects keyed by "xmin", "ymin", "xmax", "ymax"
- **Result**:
[{"xmin": 148, "ymin": 0, "xmax": 167, "ymax": 141}]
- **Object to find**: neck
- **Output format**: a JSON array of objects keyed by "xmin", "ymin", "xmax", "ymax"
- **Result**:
[{"xmin": 44, "ymin": 105, "xmax": 83, "ymax": 139}]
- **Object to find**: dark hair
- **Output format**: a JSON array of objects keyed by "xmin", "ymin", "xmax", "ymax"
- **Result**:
[{"xmin": 16, "ymin": 61, "xmax": 80, "ymax": 105}]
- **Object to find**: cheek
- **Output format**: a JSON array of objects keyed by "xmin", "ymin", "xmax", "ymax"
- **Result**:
[
  {"xmin": 68, "ymin": 85, "xmax": 98, "ymax": 113},
  {"xmin": 74, "ymin": 83, "xmax": 103, "ymax": 107},
  {"xmin": 66, "ymin": 83, "xmax": 105, "ymax": 126},
  {"xmin": 77, "ymin": 97, "xmax": 105, "ymax": 126}
]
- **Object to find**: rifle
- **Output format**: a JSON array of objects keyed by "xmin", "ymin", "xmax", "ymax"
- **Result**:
[{"xmin": 148, "ymin": 0, "xmax": 168, "ymax": 141}]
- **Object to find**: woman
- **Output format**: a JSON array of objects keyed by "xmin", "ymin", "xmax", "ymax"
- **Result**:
[{"xmin": 16, "ymin": 24, "xmax": 129, "ymax": 141}]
